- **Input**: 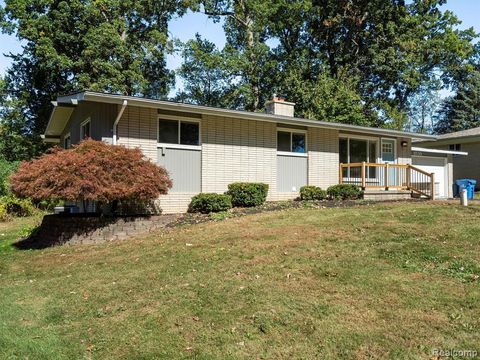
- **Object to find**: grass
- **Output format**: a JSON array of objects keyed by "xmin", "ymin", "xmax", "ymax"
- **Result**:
[{"xmin": 0, "ymin": 202, "xmax": 479, "ymax": 359}]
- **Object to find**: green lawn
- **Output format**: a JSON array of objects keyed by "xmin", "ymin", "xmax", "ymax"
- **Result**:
[{"xmin": 0, "ymin": 202, "xmax": 479, "ymax": 359}]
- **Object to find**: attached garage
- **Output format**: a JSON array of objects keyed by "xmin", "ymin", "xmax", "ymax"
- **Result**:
[{"xmin": 411, "ymin": 147, "xmax": 468, "ymax": 199}]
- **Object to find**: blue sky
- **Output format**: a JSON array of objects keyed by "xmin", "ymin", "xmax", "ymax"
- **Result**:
[{"xmin": 0, "ymin": 0, "xmax": 478, "ymax": 95}]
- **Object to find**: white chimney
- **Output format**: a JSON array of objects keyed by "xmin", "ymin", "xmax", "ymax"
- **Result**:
[{"xmin": 265, "ymin": 94, "xmax": 295, "ymax": 117}]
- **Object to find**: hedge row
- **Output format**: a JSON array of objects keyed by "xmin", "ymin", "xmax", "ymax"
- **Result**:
[
  {"xmin": 189, "ymin": 183, "xmax": 363, "ymax": 214},
  {"xmin": 189, "ymin": 182, "xmax": 269, "ymax": 214},
  {"xmin": 301, "ymin": 184, "xmax": 362, "ymax": 201}
]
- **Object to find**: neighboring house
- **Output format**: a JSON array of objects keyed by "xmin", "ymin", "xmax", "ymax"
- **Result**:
[
  {"xmin": 416, "ymin": 127, "xmax": 480, "ymax": 189},
  {"xmin": 44, "ymin": 91, "xmax": 448, "ymax": 213}
]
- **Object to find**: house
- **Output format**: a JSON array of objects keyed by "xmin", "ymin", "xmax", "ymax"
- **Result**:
[
  {"xmin": 415, "ymin": 127, "xmax": 480, "ymax": 189},
  {"xmin": 44, "ymin": 91, "xmax": 452, "ymax": 213}
]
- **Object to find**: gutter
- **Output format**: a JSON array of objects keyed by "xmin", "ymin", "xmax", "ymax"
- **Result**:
[{"xmin": 112, "ymin": 100, "xmax": 128, "ymax": 145}]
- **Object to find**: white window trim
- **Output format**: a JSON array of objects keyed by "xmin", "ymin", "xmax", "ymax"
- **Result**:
[
  {"xmin": 157, "ymin": 115, "xmax": 201, "ymax": 150},
  {"xmin": 276, "ymin": 128, "xmax": 308, "ymax": 154},
  {"xmin": 64, "ymin": 132, "xmax": 71, "ymax": 149},
  {"xmin": 277, "ymin": 151, "xmax": 308, "ymax": 158},
  {"xmin": 80, "ymin": 118, "xmax": 91, "ymax": 140},
  {"xmin": 339, "ymin": 135, "xmax": 380, "ymax": 163}
]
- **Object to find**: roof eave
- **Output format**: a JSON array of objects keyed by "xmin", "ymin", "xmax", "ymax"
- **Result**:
[{"xmin": 54, "ymin": 91, "xmax": 438, "ymax": 140}]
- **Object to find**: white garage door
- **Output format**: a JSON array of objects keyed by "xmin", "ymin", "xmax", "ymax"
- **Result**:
[{"xmin": 412, "ymin": 156, "xmax": 447, "ymax": 198}]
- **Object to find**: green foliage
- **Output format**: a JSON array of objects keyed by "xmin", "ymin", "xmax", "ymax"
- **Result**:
[
  {"xmin": 0, "ymin": 158, "xmax": 18, "ymax": 196},
  {"xmin": 189, "ymin": 193, "xmax": 232, "ymax": 214},
  {"xmin": 0, "ymin": 0, "xmax": 189, "ymax": 161},
  {"xmin": 226, "ymin": 182, "xmax": 269, "ymax": 207},
  {"xmin": 0, "ymin": 195, "xmax": 36, "ymax": 217},
  {"xmin": 299, "ymin": 186, "xmax": 327, "ymax": 201},
  {"xmin": 435, "ymin": 69, "xmax": 480, "ymax": 134},
  {"xmin": 327, "ymin": 184, "xmax": 363, "ymax": 200},
  {"xmin": 0, "ymin": 202, "xmax": 8, "ymax": 221},
  {"xmin": 175, "ymin": 34, "xmax": 234, "ymax": 107}
]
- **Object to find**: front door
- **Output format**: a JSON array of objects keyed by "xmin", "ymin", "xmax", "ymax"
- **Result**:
[{"xmin": 381, "ymin": 139, "xmax": 397, "ymax": 186}]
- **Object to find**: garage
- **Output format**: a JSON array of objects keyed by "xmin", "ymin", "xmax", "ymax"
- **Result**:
[
  {"xmin": 412, "ymin": 155, "xmax": 447, "ymax": 198},
  {"xmin": 411, "ymin": 146, "xmax": 468, "ymax": 199}
]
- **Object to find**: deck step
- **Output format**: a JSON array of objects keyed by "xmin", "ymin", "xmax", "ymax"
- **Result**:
[{"xmin": 363, "ymin": 189, "xmax": 412, "ymax": 201}]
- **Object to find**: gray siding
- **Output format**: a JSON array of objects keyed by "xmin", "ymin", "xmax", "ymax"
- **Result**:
[
  {"xmin": 61, "ymin": 101, "xmax": 118, "ymax": 146},
  {"xmin": 158, "ymin": 148, "xmax": 201, "ymax": 192},
  {"xmin": 277, "ymin": 155, "xmax": 308, "ymax": 192}
]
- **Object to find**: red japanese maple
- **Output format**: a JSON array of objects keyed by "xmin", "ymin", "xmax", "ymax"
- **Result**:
[{"xmin": 10, "ymin": 139, "xmax": 172, "ymax": 203}]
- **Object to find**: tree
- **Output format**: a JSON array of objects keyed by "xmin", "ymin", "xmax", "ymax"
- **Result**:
[
  {"xmin": 10, "ymin": 140, "xmax": 172, "ymax": 211},
  {"xmin": 175, "ymin": 34, "xmax": 234, "ymax": 107},
  {"xmin": 201, "ymin": 0, "xmax": 277, "ymax": 111},
  {"xmin": 408, "ymin": 85, "xmax": 441, "ymax": 133},
  {"xmin": 0, "ymin": 0, "xmax": 188, "ymax": 161},
  {"xmin": 181, "ymin": 0, "xmax": 476, "ymax": 127},
  {"xmin": 434, "ymin": 70, "xmax": 480, "ymax": 134}
]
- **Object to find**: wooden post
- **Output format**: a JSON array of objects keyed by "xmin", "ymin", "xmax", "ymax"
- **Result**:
[
  {"xmin": 339, "ymin": 163, "xmax": 343, "ymax": 184},
  {"xmin": 384, "ymin": 163, "xmax": 389, "ymax": 190},
  {"xmin": 406, "ymin": 165, "xmax": 411, "ymax": 190},
  {"xmin": 361, "ymin": 161, "xmax": 366, "ymax": 189},
  {"xmin": 430, "ymin": 172, "xmax": 435, "ymax": 200}
]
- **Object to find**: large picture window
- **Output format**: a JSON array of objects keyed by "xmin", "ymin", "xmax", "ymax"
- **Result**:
[
  {"xmin": 340, "ymin": 137, "xmax": 378, "ymax": 178},
  {"xmin": 277, "ymin": 130, "xmax": 306, "ymax": 154},
  {"xmin": 158, "ymin": 119, "xmax": 200, "ymax": 146}
]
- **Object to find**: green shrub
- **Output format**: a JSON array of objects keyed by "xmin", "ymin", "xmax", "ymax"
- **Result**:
[
  {"xmin": 0, "ymin": 203, "xmax": 9, "ymax": 222},
  {"xmin": 0, "ymin": 196, "xmax": 36, "ymax": 217},
  {"xmin": 299, "ymin": 186, "xmax": 327, "ymax": 201},
  {"xmin": 327, "ymin": 184, "xmax": 363, "ymax": 200},
  {"xmin": 226, "ymin": 182, "xmax": 269, "ymax": 207},
  {"xmin": 189, "ymin": 193, "xmax": 232, "ymax": 214},
  {"xmin": 0, "ymin": 158, "xmax": 18, "ymax": 196}
]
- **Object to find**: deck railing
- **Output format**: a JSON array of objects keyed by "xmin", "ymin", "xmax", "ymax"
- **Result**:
[{"xmin": 339, "ymin": 162, "xmax": 435, "ymax": 199}]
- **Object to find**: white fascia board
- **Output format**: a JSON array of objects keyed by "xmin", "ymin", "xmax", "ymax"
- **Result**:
[{"xmin": 412, "ymin": 146, "xmax": 468, "ymax": 156}]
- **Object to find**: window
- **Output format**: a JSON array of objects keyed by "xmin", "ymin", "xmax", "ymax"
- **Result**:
[
  {"xmin": 340, "ymin": 137, "xmax": 378, "ymax": 178},
  {"xmin": 64, "ymin": 134, "xmax": 71, "ymax": 149},
  {"xmin": 80, "ymin": 120, "xmax": 91, "ymax": 140},
  {"xmin": 277, "ymin": 130, "xmax": 306, "ymax": 153},
  {"xmin": 158, "ymin": 119, "xmax": 199, "ymax": 146},
  {"xmin": 449, "ymin": 144, "xmax": 461, "ymax": 151},
  {"xmin": 382, "ymin": 142, "xmax": 393, "ymax": 154}
]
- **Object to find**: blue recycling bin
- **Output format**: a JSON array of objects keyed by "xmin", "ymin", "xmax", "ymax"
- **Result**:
[{"xmin": 455, "ymin": 179, "xmax": 476, "ymax": 199}]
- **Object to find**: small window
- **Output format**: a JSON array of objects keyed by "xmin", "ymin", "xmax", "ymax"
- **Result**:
[
  {"xmin": 277, "ymin": 130, "xmax": 306, "ymax": 153},
  {"xmin": 158, "ymin": 119, "xmax": 199, "ymax": 146},
  {"xmin": 80, "ymin": 120, "xmax": 91, "ymax": 140},
  {"xmin": 449, "ymin": 144, "xmax": 461, "ymax": 151},
  {"xmin": 64, "ymin": 134, "xmax": 71, "ymax": 149},
  {"xmin": 382, "ymin": 142, "xmax": 393, "ymax": 154}
]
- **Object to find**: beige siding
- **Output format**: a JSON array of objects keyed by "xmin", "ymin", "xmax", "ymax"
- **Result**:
[
  {"xmin": 201, "ymin": 115, "xmax": 277, "ymax": 199},
  {"xmin": 117, "ymin": 106, "xmax": 158, "ymax": 162},
  {"xmin": 158, "ymin": 193, "xmax": 196, "ymax": 214},
  {"xmin": 451, "ymin": 142, "xmax": 480, "ymax": 183},
  {"xmin": 308, "ymin": 128, "xmax": 339, "ymax": 189}
]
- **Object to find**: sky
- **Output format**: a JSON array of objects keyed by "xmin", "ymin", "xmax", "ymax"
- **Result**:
[{"xmin": 0, "ymin": 0, "xmax": 479, "ymax": 96}]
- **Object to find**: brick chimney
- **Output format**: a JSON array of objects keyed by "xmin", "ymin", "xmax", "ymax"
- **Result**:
[{"xmin": 265, "ymin": 94, "xmax": 295, "ymax": 117}]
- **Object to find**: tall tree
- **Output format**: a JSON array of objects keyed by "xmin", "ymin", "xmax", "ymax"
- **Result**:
[
  {"xmin": 434, "ymin": 69, "xmax": 480, "ymax": 134},
  {"xmin": 0, "ymin": 0, "xmax": 187, "ymax": 160},
  {"xmin": 201, "ymin": 0, "xmax": 277, "ymax": 111},
  {"xmin": 174, "ymin": 34, "xmax": 234, "ymax": 107},
  {"xmin": 408, "ymin": 84, "xmax": 441, "ymax": 133}
]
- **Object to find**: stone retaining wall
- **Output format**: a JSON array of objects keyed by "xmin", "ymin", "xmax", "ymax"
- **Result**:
[{"xmin": 24, "ymin": 214, "xmax": 179, "ymax": 248}]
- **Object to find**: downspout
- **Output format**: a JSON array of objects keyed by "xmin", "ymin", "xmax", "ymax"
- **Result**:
[{"xmin": 112, "ymin": 100, "xmax": 128, "ymax": 145}]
